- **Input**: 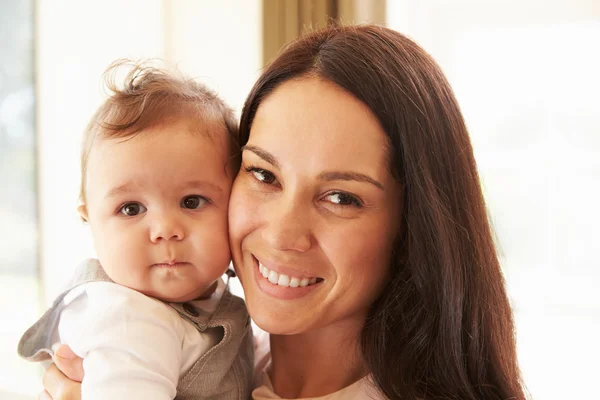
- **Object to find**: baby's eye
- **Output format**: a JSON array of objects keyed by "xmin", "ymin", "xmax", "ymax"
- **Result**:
[
  {"xmin": 324, "ymin": 192, "xmax": 363, "ymax": 208},
  {"xmin": 120, "ymin": 203, "xmax": 147, "ymax": 216},
  {"xmin": 181, "ymin": 195, "xmax": 208, "ymax": 210},
  {"xmin": 247, "ymin": 167, "xmax": 277, "ymax": 185}
]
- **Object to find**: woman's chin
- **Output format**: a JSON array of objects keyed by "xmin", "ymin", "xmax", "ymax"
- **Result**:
[{"xmin": 246, "ymin": 299, "xmax": 308, "ymax": 335}]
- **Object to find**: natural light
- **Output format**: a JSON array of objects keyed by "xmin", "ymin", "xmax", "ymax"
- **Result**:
[{"xmin": 1, "ymin": 1, "xmax": 598, "ymax": 399}]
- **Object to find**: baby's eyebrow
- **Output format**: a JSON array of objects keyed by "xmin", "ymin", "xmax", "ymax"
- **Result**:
[
  {"xmin": 104, "ymin": 180, "xmax": 223, "ymax": 200},
  {"xmin": 182, "ymin": 180, "xmax": 223, "ymax": 193},
  {"xmin": 105, "ymin": 182, "xmax": 137, "ymax": 199}
]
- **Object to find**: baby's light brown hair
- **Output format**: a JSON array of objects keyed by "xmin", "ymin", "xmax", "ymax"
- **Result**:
[{"xmin": 79, "ymin": 60, "xmax": 240, "ymax": 203}]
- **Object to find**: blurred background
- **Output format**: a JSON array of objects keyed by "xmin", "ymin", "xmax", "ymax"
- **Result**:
[{"xmin": 1, "ymin": 0, "xmax": 598, "ymax": 398}]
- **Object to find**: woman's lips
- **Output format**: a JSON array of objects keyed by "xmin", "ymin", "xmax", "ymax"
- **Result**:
[
  {"xmin": 258, "ymin": 262, "xmax": 322, "ymax": 287},
  {"xmin": 251, "ymin": 256, "xmax": 324, "ymax": 300}
]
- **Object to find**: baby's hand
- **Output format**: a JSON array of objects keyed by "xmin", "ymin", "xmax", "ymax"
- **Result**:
[{"xmin": 40, "ymin": 345, "xmax": 84, "ymax": 399}]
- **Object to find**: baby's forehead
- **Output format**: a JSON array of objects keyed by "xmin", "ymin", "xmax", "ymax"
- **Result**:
[
  {"xmin": 86, "ymin": 120, "xmax": 233, "ymax": 190},
  {"xmin": 99, "ymin": 116, "xmax": 231, "ymax": 154},
  {"xmin": 181, "ymin": 118, "xmax": 233, "ymax": 151},
  {"xmin": 154, "ymin": 116, "xmax": 234, "ymax": 154}
]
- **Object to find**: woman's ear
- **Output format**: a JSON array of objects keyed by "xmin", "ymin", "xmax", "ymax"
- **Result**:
[{"xmin": 77, "ymin": 204, "xmax": 89, "ymax": 223}]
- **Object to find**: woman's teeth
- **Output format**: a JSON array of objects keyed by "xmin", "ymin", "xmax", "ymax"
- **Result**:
[{"xmin": 259, "ymin": 263, "xmax": 320, "ymax": 288}]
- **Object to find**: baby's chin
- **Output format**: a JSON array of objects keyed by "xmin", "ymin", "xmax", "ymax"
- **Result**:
[{"xmin": 140, "ymin": 282, "xmax": 216, "ymax": 303}]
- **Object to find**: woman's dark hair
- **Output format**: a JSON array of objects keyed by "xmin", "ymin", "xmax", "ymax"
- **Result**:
[{"xmin": 239, "ymin": 25, "xmax": 526, "ymax": 400}]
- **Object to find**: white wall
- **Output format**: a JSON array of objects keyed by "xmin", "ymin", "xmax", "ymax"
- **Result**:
[
  {"xmin": 37, "ymin": 0, "xmax": 262, "ymax": 306},
  {"xmin": 37, "ymin": 0, "xmax": 165, "ymax": 306},
  {"xmin": 169, "ymin": 0, "xmax": 263, "ymax": 113}
]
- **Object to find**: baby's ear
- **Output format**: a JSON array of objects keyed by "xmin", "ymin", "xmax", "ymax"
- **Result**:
[{"xmin": 77, "ymin": 204, "xmax": 89, "ymax": 223}]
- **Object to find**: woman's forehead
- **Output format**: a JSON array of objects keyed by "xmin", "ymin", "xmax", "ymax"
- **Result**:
[{"xmin": 248, "ymin": 77, "xmax": 390, "ymax": 171}]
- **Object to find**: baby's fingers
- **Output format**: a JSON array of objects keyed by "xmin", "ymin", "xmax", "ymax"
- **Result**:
[
  {"xmin": 54, "ymin": 345, "xmax": 84, "ymax": 382},
  {"xmin": 38, "ymin": 390, "xmax": 52, "ymax": 400},
  {"xmin": 42, "ymin": 362, "xmax": 81, "ymax": 400}
]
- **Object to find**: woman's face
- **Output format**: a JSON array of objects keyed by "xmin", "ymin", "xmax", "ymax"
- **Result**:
[{"xmin": 229, "ymin": 77, "xmax": 401, "ymax": 335}]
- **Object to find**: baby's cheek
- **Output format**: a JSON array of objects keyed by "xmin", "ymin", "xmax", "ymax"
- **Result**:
[
  {"xmin": 227, "ymin": 194, "xmax": 252, "ymax": 245},
  {"xmin": 196, "ymin": 218, "xmax": 232, "ymax": 271}
]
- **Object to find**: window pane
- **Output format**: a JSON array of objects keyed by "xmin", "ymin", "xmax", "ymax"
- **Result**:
[
  {"xmin": 388, "ymin": 3, "xmax": 600, "ymax": 399},
  {"xmin": 0, "ymin": 0, "xmax": 41, "ymax": 398}
]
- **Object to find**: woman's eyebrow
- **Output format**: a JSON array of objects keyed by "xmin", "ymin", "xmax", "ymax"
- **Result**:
[
  {"xmin": 241, "ymin": 145, "xmax": 281, "ymax": 169},
  {"xmin": 318, "ymin": 171, "xmax": 385, "ymax": 190},
  {"xmin": 242, "ymin": 145, "xmax": 384, "ymax": 190}
]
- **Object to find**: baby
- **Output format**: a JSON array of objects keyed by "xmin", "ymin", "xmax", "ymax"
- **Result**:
[{"xmin": 18, "ymin": 61, "xmax": 253, "ymax": 400}]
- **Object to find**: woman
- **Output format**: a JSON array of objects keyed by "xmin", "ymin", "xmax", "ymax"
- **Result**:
[{"xmin": 41, "ymin": 24, "xmax": 526, "ymax": 399}]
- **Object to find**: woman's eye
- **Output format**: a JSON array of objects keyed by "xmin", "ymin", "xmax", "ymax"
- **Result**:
[
  {"xmin": 247, "ymin": 167, "xmax": 277, "ymax": 185},
  {"xmin": 119, "ymin": 203, "xmax": 147, "ymax": 216},
  {"xmin": 324, "ymin": 192, "xmax": 363, "ymax": 208},
  {"xmin": 181, "ymin": 195, "xmax": 208, "ymax": 210}
]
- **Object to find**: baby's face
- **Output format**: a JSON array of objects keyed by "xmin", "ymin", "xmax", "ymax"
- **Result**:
[{"xmin": 81, "ymin": 119, "xmax": 233, "ymax": 302}]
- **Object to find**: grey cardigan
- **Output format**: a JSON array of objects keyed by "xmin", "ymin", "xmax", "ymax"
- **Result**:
[{"xmin": 18, "ymin": 259, "xmax": 254, "ymax": 400}]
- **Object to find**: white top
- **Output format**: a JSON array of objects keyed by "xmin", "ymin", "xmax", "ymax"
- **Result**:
[
  {"xmin": 55, "ymin": 278, "xmax": 225, "ymax": 400},
  {"xmin": 251, "ymin": 329, "xmax": 385, "ymax": 400},
  {"xmin": 252, "ymin": 373, "xmax": 380, "ymax": 400}
]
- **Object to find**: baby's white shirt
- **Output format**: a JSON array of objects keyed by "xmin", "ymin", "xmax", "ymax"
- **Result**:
[{"xmin": 55, "ymin": 278, "xmax": 225, "ymax": 400}]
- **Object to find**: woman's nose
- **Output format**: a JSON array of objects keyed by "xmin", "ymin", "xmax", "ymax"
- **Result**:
[
  {"xmin": 150, "ymin": 212, "xmax": 185, "ymax": 243},
  {"xmin": 260, "ymin": 198, "xmax": 312, "ymax": 253}
]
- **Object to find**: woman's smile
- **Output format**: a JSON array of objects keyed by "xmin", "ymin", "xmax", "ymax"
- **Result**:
[{"xmin": 250, "ymin": 255, "xmax": 325, "ymax": 300}]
